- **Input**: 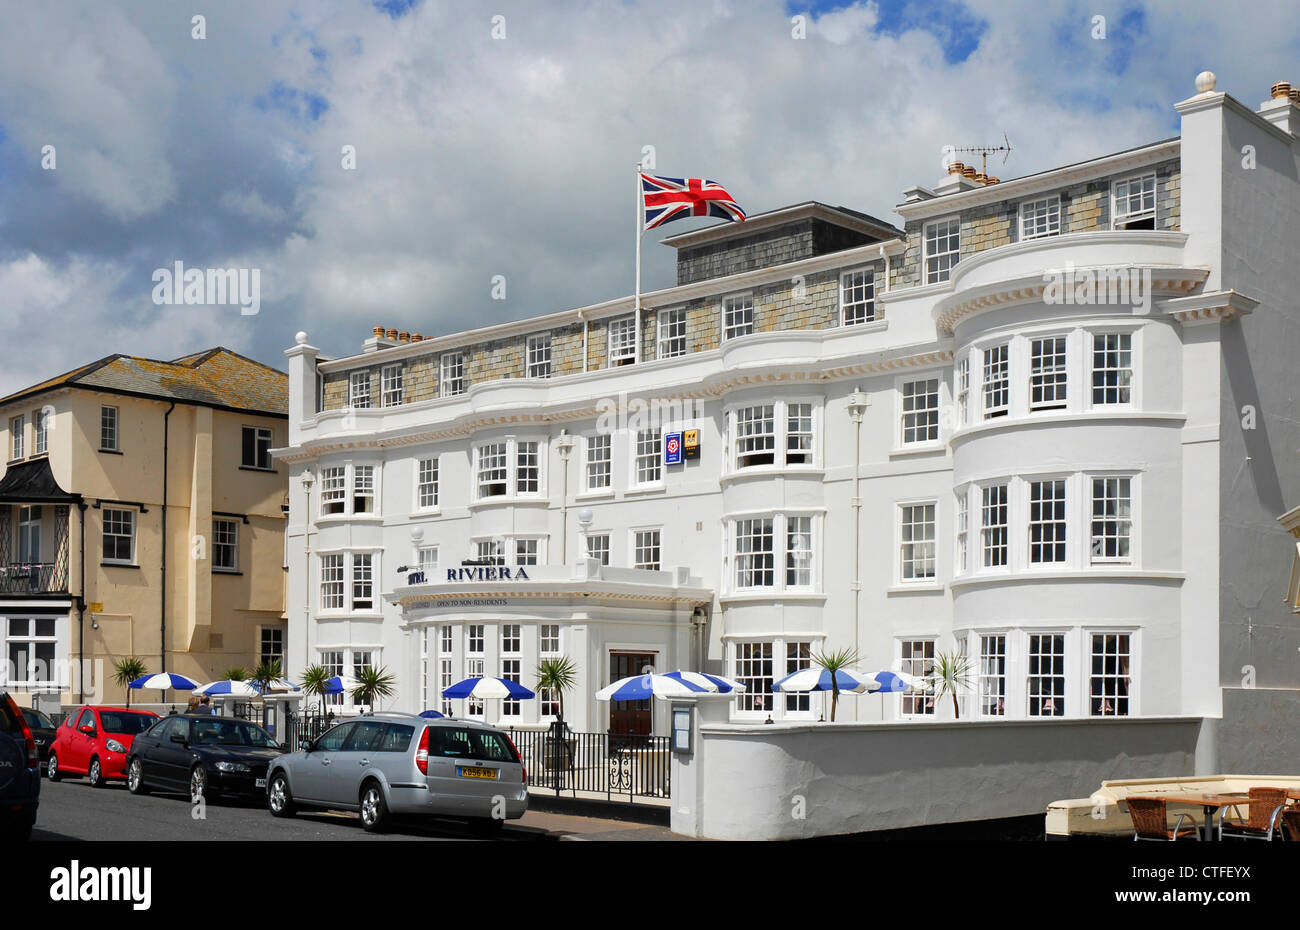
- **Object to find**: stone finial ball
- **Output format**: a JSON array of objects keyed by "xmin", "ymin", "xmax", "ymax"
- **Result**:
[
  {"xmin": 294, "ymin": 331, "xmax": 309, "ymax": 345},
  {"xmin": 410, "ymin": 526, "xmax": 425, "ymax": 542},
  {"xmin": 1194, "ymin": 71, "xmax": 1216, "ymax": 93}
]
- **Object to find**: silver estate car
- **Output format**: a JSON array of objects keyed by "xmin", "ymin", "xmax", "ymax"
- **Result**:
[{"xmin": 265, "ymin": 712, "xmax": 527, "ymax": 834}]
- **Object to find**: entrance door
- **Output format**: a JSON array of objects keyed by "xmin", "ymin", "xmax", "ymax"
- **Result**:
[{"xmin": 607, "ymin": 653, "xmax": 655, "ymax": 737}]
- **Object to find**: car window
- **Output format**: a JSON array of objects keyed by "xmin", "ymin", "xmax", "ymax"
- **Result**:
[
  {"xmin": 22, "ymin": 708, "xmax": 54, "ymax": 729},
  {"xmin": 314, "ymin": 722, "xmax": 355, "ymax": 752},
  {"xmin": 99, "ymin": 712, "xmax": 157, "ymax": 735},
  {"xmin": 193, "ymin": 718, "xmax": 277, "ymax": 747},
  {"xmin": 342, "ymin": 721, "xmax": 386, "ymax": 752},
  {"xmin": 378, "ymin": 724, "xmax": 414, "ymax": 752},
  {"xmin": 76, "ymin": 709, "xmax": 94, "ymax": 730},
  {"xmin": 430, "ymin": 727, "xmax": 519, "ymax": 763},
  {"xmin": 149, "ymin": 718, "xmax": 175, "ymax": 740}
]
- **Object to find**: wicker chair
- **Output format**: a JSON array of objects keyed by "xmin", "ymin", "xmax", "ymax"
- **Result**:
[
  {"xmin": 1216, "ymin": 787, "xmax": 1289, "ymax": 841},
  {"xmin": 1279, "ymin": 807, "xmax": 1300, "ymax": 842},
  {"xmin": 1128, "ymin": 798, "xmax": 1200, "ymax": 841}
]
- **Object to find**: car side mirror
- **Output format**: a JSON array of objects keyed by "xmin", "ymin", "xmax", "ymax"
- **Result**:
[
  {"xmin": 299, "ymin": 740, "xmax": 313, "ymax": 753},
  {"xmin": 79, "ymin": 724, "xmax": 95, "ymax": 736},
  {"xmin": 170, "ymin": 732, "xmax": 187, "ymax": 744}
]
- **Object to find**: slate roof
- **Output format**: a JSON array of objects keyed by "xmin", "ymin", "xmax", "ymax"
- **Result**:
[
  {"xmin": 0, "ymin": 348, "xmax": 287, "ymax": 417},
  {"xmin": 0, "ymin": 457, "xmax": 79, "ymax": 502}
]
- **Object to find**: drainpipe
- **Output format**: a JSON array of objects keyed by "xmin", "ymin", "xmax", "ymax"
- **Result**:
[
  {"xmin": 160, "ymin": 401, "xmax": 175, "ymax": 698},
  {"xmin": 76, "ymin": 500, "xmax": 86, "ymax": 704},
  {"xmin": 847, "ymin": 389, "xmax": 869, "ymax": 660},
  {"xmin": 555, "ymin": 431, "xmax": 574, "ymax": 563},
  {"xmin": 578, "ymin": 310, "xmax": 588, "ymax": 373}
]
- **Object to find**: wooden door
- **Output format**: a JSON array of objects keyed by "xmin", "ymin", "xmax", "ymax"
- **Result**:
[{"xmin": 607, "ymin": 653, "xmax": 654, "ymax": 737}]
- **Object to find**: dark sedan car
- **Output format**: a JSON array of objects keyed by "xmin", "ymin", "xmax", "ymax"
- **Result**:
[
  {"xmin": 0, "ymin": 691, "xmax": 40, "ymax": 839},
  {"xmin": 126, "ymin": 714, "xmax": 282, "ymax": 801},
  {"xmin": 19, "ymin": 707, "xmax": 56, "ymax": 769}
]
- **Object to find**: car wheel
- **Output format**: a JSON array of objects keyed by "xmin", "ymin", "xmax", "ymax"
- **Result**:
[
  {"xmin": 359, "ymin": 782, "xmax": 388, "ymax": 833},
  {"xmin": 87, "ymin": 756, "xmax": 104, "ymax": 788},
  {"xmin": 46, "ymin": 752, "xmax": 61, "ymax": 781},
  {"xmin": 127, "ymin": 758, "xmax": 149, "ymax": 795},
  {"xmin": 190, "ymin": 765, "xmax": 208, "ymax": 802},
  {"xmin": 267, "ymin": 772, "xmax": 296, "ymax": 818}
]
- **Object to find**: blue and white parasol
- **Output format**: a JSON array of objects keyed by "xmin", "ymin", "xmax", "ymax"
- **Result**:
[
  {"xmin": 193, "ymin": 679, "xmax": 261, "ymax": 697},
  {"xmin": 662, "ymin": 670, "xmax": 747, "ymax": 694},
  {"xmin": 321, "ymin": 676, "xmax": 359, "ymax": 695},
  {"xmin": 129, "ymin": 672, "xmax": 199, "ymax": 691},
  {"xmin": 863, "ymin": 670, "xmax": 928, "ymax": 693},
  {"xmin": 259, "ymin": 677, "xmax": 302, "ymax": 693},
  {"xmin": 597, "ymin": 672, "xmax": 742, "ymax": 701},
  {"xmin": 442, "ymin": 677, "xmax": 536, "ymax": 701},
  {"xmin": 770, "ymin": 667, "xmax": 876, "ymax": 694}
]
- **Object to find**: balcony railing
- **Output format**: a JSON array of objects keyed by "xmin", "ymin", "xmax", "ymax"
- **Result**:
[{"xmin": 0, "ymin": 561, "xmax": 68, "ymax": 595}]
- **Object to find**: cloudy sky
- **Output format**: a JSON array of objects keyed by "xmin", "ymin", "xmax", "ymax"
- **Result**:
[{"xmin": 1, "ymin": 0, "xmax": 1297, "ymax": 394}]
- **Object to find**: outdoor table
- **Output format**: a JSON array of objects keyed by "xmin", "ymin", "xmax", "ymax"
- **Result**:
[{"xmin": 1125, "ymin": 793, "xmax": 1250, "ymax": 842}]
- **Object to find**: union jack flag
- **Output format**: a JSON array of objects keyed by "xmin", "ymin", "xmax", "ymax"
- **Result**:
[{"xmin": 641, "ymin": 174, "xmax": 746, "ymax": 231}]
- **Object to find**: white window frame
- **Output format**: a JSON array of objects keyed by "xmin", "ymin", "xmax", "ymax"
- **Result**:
[
  {"xmin": 1088, "ymin": 630, "xmax": 1135, "ymax": 717},
  {"xmin": 1029, "ymin": 335, "xmax": 1069, "ymax": 411},
  {"xmin": 976, "ymin": 632, "xmax": 1008, "ymax": 718},
  {"xmin": 1019, "ymin": 195, "xmax": 1061, "ymax": 240},
  {"xmin": 726, "ymin": 398, "xmax": 819, "ymax": 472},
  {"xmin": 898, "ymin": 639, "xmax": 937, "ymax": 717},
  {"xmin": 320, "ymin": 465, "xmax": 346, "ymax": 516},
  {"xmin": 351, "ymin": 464, "xmax": 377, "ymax": 514},
  {"xmin": 102, "ymin": 507, "xmax": 137, "ymax": 565},
  {"xmin": 1027, "ymin": 478, "xmax": 1068, "ymax": 566},
  {"xmin": 527, "ymin": 334, "xmax": 552, "ymax": 379},
  {"xmin": 840, "ymin": 267, "xmax": 876, "ymax": 325},
  {"xmin": 657, "ymin": 307, "xmax": 687, "ymax": 359},
  {"xmin": 100, "ymin": 406, "xmax": 119, "ymax": 452},
  {"xmin": 415, "ymin": 456, "xmax": 439, "ymax": 511},
  {"xmin": 631, "ymin": 527, "xmax": 661, "ymax": 571},
  {"xmin": 955, "ymin": 488, "xmax": 969, "ymax": 575},
  {"xmin": 1111, "ymin": 171, "xmax": 1157, "ymax": 229},
  {"xmin": 475, "ymin": 442, "xmax": 509, "ymax": 499},
  {"xmin": 722, "ymin": 293, "xmax": 754, "ymax": 341},
  {"xmin": 318, "ymin": 550, "xmax": 381, "ymax": 614},
  {"xmin": 1089, "ymin": 474, "xmax": 1134, "ymax": 565},
  {"xmin": 9, "ymin": 415, "xmax": 23, "ymax": 461},
  {"xmin": 631, "ymin": 428, "xmax": 662, "ymax": 488},
  {"xmin": 980, "ymin": 483, "xmax": 1009, "ymax": 569},
  {"xmin": 584, "ymin": 434, "xmax": 612, "ymax": 491},
  {"xmin": 33, "ymin": 409, "xmax": 49, "ymax": 456},
  {"xmin": 898, "ymin": 500, "xmax": 937, "ymax": 584},
  {"xmin": 1089, "ymin": 331, "xmax": 1134, "ymax": 408},
  {"xmin": 213, "ymin": 518, "xmax": 239, "ymax": 572},
  {"xmin": 728, "ymin": 635, "xmax": 823, "ymax": 721},
  {"xmin": 381, "ymin": 364, "xmax": 404, "ymax": 407},
  {"xmin": 500, "ymin": 624, "xmax": 523, "ymax": 716},
  {"xmin": 584, "ymin": 533, "xmax": 611, "ymax": 565},
  {"xmin": 318, "ymin": 462, "xmax": 380, "ymax": 518},
  {"xmin": 349, "ymin": 371, "xmax": 372, "ymax": 409},
  {"xmin": 608, "ymin": 315, "xmax": 636, "ymax": 367},
  {"xmin": 727, "ymin": 512, "xmax": 820, "ymax": 594},
  {"xmin": 474, "ymin": 437, "xmax": 545, "ymax": 500},
  {"xmin": 440, "ymin": 353, "xmax": 465, "ymax": 397},
  {"xmin": 923, "ymin": 216, "xmax": 960, "ymax": 284},
  {"xmin": 1026, "ymin": 632, "xmax": 1068, "ymax": 717},
  {"xmin": 982, "ymin": 344, "xmax": 1010, "ymax": 419},
  {"xmin": 898, "ymin": 376, "xmax": 941, "ymax": 447},
  {"xmin": 3, "ymin": 616, "xmax": 62, "ymax": 690},
  {"xmin": 319, "ymin": 554, "xmax": 345, "ymax": 611},
  {"xmin": 954, "ymin": 356, "xmax": 969, "ymax": 428}
]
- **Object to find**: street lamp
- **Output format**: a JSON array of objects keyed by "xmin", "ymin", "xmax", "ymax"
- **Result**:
[{"xmin": 555, "ymin": 430, "xmax": 575, "ymax": 562}]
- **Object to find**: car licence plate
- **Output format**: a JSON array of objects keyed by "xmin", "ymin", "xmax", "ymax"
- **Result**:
[
  {"xmin": 255, "ymin": 778, "xmax": 267, "ymax": 788},
  {"xmin": 457, "ymin": 766, "xmax": 498, "ymax": 780}
]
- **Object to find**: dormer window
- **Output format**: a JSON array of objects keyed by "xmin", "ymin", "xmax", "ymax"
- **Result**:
[
  {"xmin": 923, "ymin": 217, "xmax": 960, "ymax": 284},
  {"xmin": 1113, "ymin": 173, "xmax": 1157, "ymax": 230},
  {"xmin": 1019, "ymin": 196, "xmax": 1061, "ymax": 240}
]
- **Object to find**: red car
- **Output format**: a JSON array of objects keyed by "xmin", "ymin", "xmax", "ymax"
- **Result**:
[{"xmin": 47, "ymin": 706, "xmax": 160, "ymax": 787}]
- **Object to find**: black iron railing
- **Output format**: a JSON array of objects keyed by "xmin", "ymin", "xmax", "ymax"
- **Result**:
[
  {"xmin": 506, "ymin": 725, "xmax": 670, "ymax": 803},
  {"xmin": 0, "ymin": 561, "xmax": 68, "ymax": 594},
  {"xmin": 277, "ymin": 710, "xmax": 337, "ymax": 750}
]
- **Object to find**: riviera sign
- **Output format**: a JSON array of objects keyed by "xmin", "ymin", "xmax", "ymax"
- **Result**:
[{"xmin": 446, "ymin": 566, "xmax": 530, "ymax": 582}]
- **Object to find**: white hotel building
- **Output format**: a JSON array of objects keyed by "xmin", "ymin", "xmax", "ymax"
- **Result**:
[{"xmin": 279, "ymin": 74, "xmax": 1300, "ymax": 764}]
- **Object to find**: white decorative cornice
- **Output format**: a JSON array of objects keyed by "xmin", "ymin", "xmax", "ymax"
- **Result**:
[
  {"xmin": 1161, "ymin": 289, "xmax": 1258, "ymax": 326},
  {"xmin": 936, "ymin": 267, "xmax": 1207, "ymax": 334}
]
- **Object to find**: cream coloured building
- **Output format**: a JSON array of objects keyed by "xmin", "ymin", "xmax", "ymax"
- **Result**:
[{"xmin": 0, "ymin": 348, "xmax": 289, "ymax": 711}]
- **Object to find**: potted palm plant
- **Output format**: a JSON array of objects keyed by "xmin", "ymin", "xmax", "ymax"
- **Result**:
[
  {"xmin": 536, "ymin": 656, "xmax": 578, "ymax": 775},
  {"xmin": 350, "ymin": 666, "xmax": 396, "ymax": 712},
  {"xmin": 250, "ymin": 659, "xmax": 282, "ymax": 696},
  {"xmin": 222, "ymin": 666, "xmax": 249, "ymax": 682},
  {"xmin": 926, "ymin": 650, "xmax": 974, "ymax": 718},
  {"xmin": 299, "ymin": 664, "xmax": 331, "ymax": 718},
  {"xmin": 809, "ymin": 646, "xmax": 861, "ymax": 723},
  {"xmin": 112, "ymin": 657, "xmax": 147, "ymax": 709}
]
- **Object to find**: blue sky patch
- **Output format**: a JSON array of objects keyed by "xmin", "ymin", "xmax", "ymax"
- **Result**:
[
  {"xmin": 374, "ymin": 0, "xmax": 421, "ymax": 19},
  {"xmin": 256, "ymin": 81, "xmax": 330, "ymax": 122},
  {"xmin": 793, "ymin": 0, "xmax": 988, "ymax": 63}
]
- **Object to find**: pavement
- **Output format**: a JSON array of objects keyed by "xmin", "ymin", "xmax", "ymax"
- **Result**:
[{"xmin": 31, "ymin": 776, "xmax": 686, "ymax": 842}]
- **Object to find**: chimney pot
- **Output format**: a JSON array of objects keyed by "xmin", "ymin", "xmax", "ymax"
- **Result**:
[
  {"xmin": 1290, "ymin": 88, "xmax": 1300, "ymax": 104},
  {"xmin": 399, "ymin": 331, "xmax": 411, "ymax": 343},
  {"xmin": 973, "ymin": 172, "xmax": 988, "ymax": 184},
  {"xmin": 386, "ymin": 328, "xmax": 398, "ymax": 340},
  {"xmin": 412, "ymin": 333, "xmax": 423, "ymax": 342},
  {"xmin": 1271, "ymin": 81, "xmax": 1292, "ymax": 99},
  {"xmin": 986, "ymin": 176, "xmax": 1000, "ymax": 185},
  {"xmin": 948, "ymin": 161, "xmax": 965, "ymax": 175},
  {"xmin": 961, "ymin": 166, "xmax": 977, "ymax": 179},
  {"xmin": 373, "ymin": 326, "xmax": 385, "ymax": 338}
]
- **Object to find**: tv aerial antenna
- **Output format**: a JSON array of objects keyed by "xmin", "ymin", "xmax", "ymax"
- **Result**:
[{"xmin": 951, "ymin": 133, "xmax": 1013, "ymax": 175}]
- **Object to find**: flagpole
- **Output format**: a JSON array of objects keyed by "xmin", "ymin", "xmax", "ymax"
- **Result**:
[{"xmin": 634, "ymin": 163, "xmax": 643, "ymax": 364}]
